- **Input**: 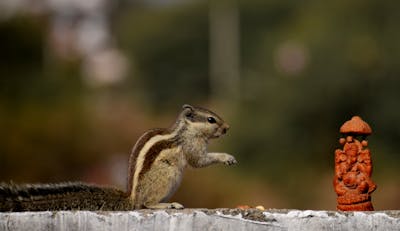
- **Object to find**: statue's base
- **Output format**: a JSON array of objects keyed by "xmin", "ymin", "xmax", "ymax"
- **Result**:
[
  {"xmin": 337, "ymin": 201, "xmax": 374, "ymax": 211},
  {"xmin": 337, "ymin": 194, "xmax": 374, "ymax": 211},
  {"xmin": 1, "ymin": 209, "xmax": 400, "ymax": 231}
]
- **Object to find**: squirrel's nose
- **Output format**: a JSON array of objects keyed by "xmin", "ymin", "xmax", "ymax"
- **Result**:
[{"xmin": 222, "ymin": 124, "xmax": 230, "ymax": 134}]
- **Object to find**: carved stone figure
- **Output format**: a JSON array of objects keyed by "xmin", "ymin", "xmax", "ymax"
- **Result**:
[{"xmin": 333, "ymin": 116, "xmax": 376, "ymax": 211}]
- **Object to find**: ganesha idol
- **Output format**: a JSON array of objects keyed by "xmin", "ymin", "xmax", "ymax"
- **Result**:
[{"xmin": 333, "ymin": 116, "xmax": 377, "ymax": 211}]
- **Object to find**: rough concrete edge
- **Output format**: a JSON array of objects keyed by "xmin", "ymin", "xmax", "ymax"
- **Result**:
[
  {"xmin": 1, "ymin": 209, "xmax": 400, "ymax": 231},
  {"xmin": 2, "ymin": 209, "xmax": 400, "ymax": 221}
]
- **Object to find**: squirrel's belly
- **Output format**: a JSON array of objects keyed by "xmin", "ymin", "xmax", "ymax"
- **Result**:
[{"xmin": 155, "ymin": 147, "xmax": 186, "ymax": 202}]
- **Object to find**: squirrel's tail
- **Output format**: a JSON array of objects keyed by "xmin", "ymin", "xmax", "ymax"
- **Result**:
[{"xmin": 0, "ymin": 182, "xmax": 131, "ymax": 211}]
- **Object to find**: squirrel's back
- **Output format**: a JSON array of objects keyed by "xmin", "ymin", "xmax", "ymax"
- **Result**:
[{"xmin": 0, "ymin": 182, "xmax": 130, "ymax": 211}]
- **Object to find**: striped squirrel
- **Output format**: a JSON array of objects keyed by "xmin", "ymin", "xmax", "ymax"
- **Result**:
[{"xmin": 0, "ymin": 104, "xmax": 237, "ymax": 211}]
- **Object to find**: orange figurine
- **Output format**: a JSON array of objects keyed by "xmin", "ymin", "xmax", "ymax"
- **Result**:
[{"xmin": 333, "ymin": 116, "xmax": 377, "ymax": 211}]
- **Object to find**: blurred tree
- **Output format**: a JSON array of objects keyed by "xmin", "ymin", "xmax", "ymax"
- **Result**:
[
  {"xmin": 116, "ymin": 3, "xmax": 210, "ymax": 111},
  {"xmin": 0, "ymin": 15, "xmax": 89, "ymax": 182}
]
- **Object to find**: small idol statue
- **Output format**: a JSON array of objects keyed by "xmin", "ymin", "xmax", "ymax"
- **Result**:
[{"xmin": 333, "ymin": 116, "xmax": 377, "ymax": 211}]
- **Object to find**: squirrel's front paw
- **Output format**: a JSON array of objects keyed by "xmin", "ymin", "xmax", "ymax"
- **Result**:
[{"xmin": 222, "ymin": 154, "xmax": 237, "ymax": 166}]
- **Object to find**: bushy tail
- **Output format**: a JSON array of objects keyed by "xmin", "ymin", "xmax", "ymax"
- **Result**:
[{"xmin": 0, "ymin": 182, "xmax": 131, "ymax": 211}]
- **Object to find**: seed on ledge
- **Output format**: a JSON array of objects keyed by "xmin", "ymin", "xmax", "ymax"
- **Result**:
[{"xmin": 255, "ymin": 205, "xmax": 265, "ymax": 211}]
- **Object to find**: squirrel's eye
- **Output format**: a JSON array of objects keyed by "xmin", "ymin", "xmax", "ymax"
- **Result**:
[{"xmin": 207, "ymin": 117, "xmax": 216, "ymax": 124}]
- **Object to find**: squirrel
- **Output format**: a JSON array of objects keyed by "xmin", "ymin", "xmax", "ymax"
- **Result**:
[{"xmin": 0, "ymin": 104, "xmax": 237, "ymax": 211}]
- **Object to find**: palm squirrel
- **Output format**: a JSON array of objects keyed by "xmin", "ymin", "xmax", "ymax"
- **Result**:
[{"xmin": 0, "ymin": 104, "xmax": 237, "ymax": 211}]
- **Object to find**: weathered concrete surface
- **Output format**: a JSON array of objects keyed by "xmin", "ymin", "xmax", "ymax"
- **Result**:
[{"xmin": 1, "ymin": 209, "xmax": 400, "ymax": 231}]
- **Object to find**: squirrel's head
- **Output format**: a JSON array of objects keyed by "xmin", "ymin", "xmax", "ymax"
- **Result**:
[{"xmin": 179, "ymin": 104, "xmax": 229, "ymax": 139}]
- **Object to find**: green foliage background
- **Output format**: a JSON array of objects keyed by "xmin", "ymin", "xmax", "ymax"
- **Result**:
[{"xmin": 1, "ymin": 0, "xmax": 399, "ymax": 210}]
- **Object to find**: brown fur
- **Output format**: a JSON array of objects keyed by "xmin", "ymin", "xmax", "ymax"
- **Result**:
[
  {"xmin": 0, "ymin": 182, "xmax": 130, "ymax": 211},
  {"xmin": 127, "ymin": 128, "xmax": 166, "ymax": 195},
  {"xmin": 139, "ymin": 138, "xmax": 179, "ymax": 180}
]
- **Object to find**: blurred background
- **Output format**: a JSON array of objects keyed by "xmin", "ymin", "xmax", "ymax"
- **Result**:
[{"xmin": 1, "ymin": 0, "xmax": 399, "ymax": 210}]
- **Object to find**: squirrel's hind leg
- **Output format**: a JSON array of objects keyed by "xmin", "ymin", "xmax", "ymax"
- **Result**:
[{"xmin": 144, "ymin": 202, "xmax": 184, "ymax": 209}]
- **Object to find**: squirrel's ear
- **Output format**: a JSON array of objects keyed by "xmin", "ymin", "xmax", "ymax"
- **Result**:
[
  {"xmin": 182, "ymin": 104, "xmax": 194, "ymax": 119},
  {"xmin": 182, "ymin": 104, "xmax": 194, "ymax": 111}
]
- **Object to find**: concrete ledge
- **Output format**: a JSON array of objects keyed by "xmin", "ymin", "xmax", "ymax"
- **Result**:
[{"xmin": 1, "ymin": 209, "xmax": 400, "ymax": 231}]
